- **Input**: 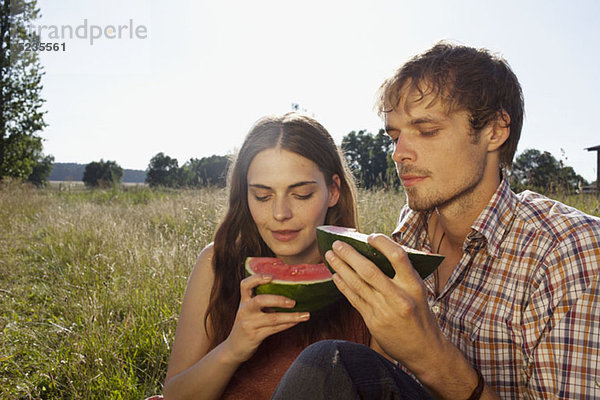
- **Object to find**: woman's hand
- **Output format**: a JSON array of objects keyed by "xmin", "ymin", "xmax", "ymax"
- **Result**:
[{"xmin": 222, "ymin": 274, "xmax": 310, "ymax": 363}]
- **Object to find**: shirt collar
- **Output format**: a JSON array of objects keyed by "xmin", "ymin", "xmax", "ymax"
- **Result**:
[
  {"xmin": 392, "ymin": 207, "xmax": 431, "ymax": 250},
  {"xmin": 470, "ymin": 176, "xmax": 517, "ymax": 258},
  {"xmin": 392, "ymin": 176, "xmax": 517, "ymax": 258}
]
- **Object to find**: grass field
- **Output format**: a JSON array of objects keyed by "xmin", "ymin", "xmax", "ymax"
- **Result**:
[{"xmin": 1, "ymin": 182, "xmax": 598, "ymax": 399}]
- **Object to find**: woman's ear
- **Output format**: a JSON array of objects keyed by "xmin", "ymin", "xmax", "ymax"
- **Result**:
[
  {"xmin": 487, "ymin": 110, "xmax": 511, "ymax": 152},
  {"xmin": 328, "ymin": 174, "xmax": 341, "ymax": 207}
]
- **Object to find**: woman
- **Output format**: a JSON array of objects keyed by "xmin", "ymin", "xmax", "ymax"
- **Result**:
[{"xmin": 162, "ymin": 113, "xmax": 371, "ymax": 400}]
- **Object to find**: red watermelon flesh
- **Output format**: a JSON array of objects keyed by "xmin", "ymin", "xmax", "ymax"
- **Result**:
[
  {"xmin": 246, "ymin": 257, "xmax": 332, "ymax": 282},
  {"xmin": 244, "ymin": 257, "xmax": 342, "ymax": 312}
]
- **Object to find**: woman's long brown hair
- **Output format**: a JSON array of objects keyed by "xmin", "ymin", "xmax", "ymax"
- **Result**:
[{"xmin": 205, "ymin": 113, "xmax": 363, "ymax": 349}]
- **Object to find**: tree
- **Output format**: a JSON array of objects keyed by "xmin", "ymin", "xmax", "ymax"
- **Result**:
[
  {"xmin": 371, "ymin": 129, "xmax": 398, "ymax": 189},
  {"xmin": 182, "ymin": 155, "xmax": 229, "ymax": 187},
  {"xmin": 145, "ymin": 152, "xmax": 181, "ymax": 187},
  {"xmin": 82, "ymin": 160, "xmax": 123, "ymax": 188},
  {"xmin": 509, "ymin": 149, "xmax": 587, "ymax": 193},
  {"xmin": 1, "ymin": 0, "xmax": 50, "ymax": 181},
  {"xmin": 146, "ymin": 153, "xmax": 229, "ymax": 188},
  {"xmin": 386, "ymin": 147, "xmax": 401, "ymax": 189},
  {"xmin": 27, "ymin": 152, "xmax": 52, "ymax": 186},
  {"xmin": 341, "ymin": 129, "xmax": 399, "ymax": 189},
  {"xmin": 199, "ymin": 155, "xmax": 229, "ymax": 187}
]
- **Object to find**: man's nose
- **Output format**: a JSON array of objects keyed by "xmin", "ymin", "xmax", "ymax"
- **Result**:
[{"xmin": 392, "ymin": 134, "xmax": 416, "ymax": 164}]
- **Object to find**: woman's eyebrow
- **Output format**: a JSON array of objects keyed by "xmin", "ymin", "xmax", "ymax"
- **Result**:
[
  {"xmin": 248, "ymin": 181, "xmax": 317, "ymax": 190},
  {"xmin": 289, "ymin": 181, "xmax": 317, "ymax": 189},
  {"xmin": 248, "ymin": 183, "xmax": 271, "ymax": 189}
]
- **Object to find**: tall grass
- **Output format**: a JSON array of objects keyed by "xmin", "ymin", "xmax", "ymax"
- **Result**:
[
  {"xmin": 0, "ymin": 182, "xmax": 598, "ymax": 399},
  {"xmin": 1, "ymin": 183, "xmax": 224, "ymax": 399}
]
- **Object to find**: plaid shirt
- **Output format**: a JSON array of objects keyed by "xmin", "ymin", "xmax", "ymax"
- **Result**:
[{"xmin": 392, "ymin": 178, "xmax": 600, "ymax": 399}]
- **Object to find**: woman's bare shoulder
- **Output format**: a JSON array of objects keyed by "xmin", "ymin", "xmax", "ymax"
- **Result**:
[
  {"xmin": 165, "ymin": 242, "xmax": 217, "ymax": 382},
  {"xmin": 188, "ymin": 242, "xmax": 215, "ymax": 289}
]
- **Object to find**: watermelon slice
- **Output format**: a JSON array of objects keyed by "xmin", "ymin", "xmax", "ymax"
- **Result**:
[
  {"xmin": 316, "ymin": 225, "xmax": 444, "ymax": 279},
  {"xmin": 244, "ymin": 257, "xmax": 343, "ymax": 312}
]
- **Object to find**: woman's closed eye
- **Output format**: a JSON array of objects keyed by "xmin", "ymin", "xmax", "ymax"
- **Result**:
[
  {"xmin": 252, "ymin": 193, "xmax": 271, "ymax": 202},
  {"xmin": 293, "ymin": 192, "xmax": 314, "ymax": 200}
]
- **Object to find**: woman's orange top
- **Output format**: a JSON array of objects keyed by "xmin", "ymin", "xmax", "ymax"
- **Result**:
[{"xmin": 220, "ymin": 309, "xmax": 369, "ymax": 399}]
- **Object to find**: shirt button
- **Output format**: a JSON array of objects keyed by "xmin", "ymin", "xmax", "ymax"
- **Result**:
[{"xmin": 431, "ymin": 304, "xmax": 440, "ymax": 314}]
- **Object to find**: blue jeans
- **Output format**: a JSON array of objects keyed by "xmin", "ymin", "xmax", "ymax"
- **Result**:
[{"xmin": 271, "ymin": 340, "xmax": 433, "ymax": 400}]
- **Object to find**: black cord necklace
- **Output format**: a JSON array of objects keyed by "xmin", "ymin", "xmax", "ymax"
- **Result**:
[
  {"xmin": 434, "ymin": 231, "xmax": 445, "ymax": 294},
  {"xmin": 436, "ymin": 231, "xmax": 446, "ymax": 253}
]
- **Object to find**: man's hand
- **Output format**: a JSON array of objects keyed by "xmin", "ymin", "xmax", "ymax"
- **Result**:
[
  {"xmin": 326, "ymin": 234, "xmax": 498, "ymax": 399},
  {"xmin": 327, "ymin": 234, "xmax": 447, "ymax": 373}
]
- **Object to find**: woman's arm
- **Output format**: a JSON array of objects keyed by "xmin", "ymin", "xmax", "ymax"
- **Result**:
[
  {"xmin": 163, "ymin": 244, "xmax": 235, "ymax": 399},
  {"xmin": 163, "ymin": 244, "xmax": 310, "ymax": 400}
]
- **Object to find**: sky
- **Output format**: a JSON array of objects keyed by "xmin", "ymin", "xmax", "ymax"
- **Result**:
[{"xmin": 34, "ymin": 0, "xmax": 600, "ymax": 182}]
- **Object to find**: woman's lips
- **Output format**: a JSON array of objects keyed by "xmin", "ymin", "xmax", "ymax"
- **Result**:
[
  {"xmin": 271, "ymin": 230, "xmax": 301, "ymax": 242},
  {"xmin": 400, "ymin": 175, "xmax": 426, "ymax": 187}
]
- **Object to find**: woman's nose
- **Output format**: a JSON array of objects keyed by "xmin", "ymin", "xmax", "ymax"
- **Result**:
[{"xmin": 273, "ymin": 198, "xmax": 292, "ymax": 221}]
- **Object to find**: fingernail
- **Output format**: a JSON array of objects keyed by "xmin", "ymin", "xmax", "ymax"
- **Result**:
[
  {"xmin": 285, "ymin": 299, "xmax": 295, "ymax": 306},
  {"xmin": 300, "ymin": 313, "xmax": 310, "ymax": 320},
  {"xmin": 325, "ymin": 250, "xmax": 335, "ymax": 260},
  {"xmin": 262, "ymin": 274, "xmax": 272, "ymax": 281},
  {"xmin": 332, "ymin": 241, "xmax": 343, "ymax": 251}
]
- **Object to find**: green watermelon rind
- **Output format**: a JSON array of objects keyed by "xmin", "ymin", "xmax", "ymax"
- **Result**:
[
  {"xmin": 316, "ymin": 225, "xmax": 444, "ymax": 279},
  {"xmin": 244, "ymin": 258, "xmax": 343, "ymax": 313}
]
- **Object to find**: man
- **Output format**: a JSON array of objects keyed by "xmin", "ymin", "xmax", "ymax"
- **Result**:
[{"xmin": 272, "ymin": 42, "xmax": 600, "ymax": 399}]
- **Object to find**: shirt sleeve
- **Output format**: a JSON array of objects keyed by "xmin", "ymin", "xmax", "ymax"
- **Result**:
[{"xmin": 524, "ymin": 235, "xmax": 600, "ymax": 398}]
